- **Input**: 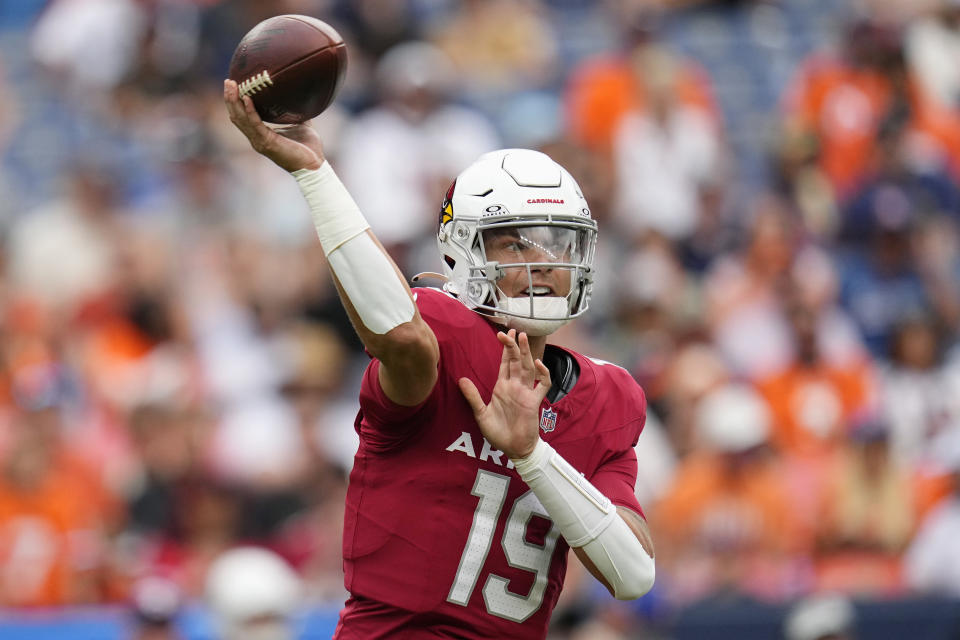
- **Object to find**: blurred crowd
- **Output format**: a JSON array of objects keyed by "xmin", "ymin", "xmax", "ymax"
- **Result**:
[{"xmin": 1, "ymin": 0, "xmax": 960, "ymax": 638}]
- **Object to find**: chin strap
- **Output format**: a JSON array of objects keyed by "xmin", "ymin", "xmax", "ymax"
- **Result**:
[
  {"xmin": 496, "ymin": 296, "xmax": 572, "ymax": 336},
  {"xmin": 411, "ymin": 272, "xmax": 449, "ymax": 284},
  {"xmin": 502, "ymin": 315, "xmax": 570, "ymax": 337}
]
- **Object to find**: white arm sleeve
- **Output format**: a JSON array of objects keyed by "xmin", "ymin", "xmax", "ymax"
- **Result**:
[
  {"xmin": 292, "ymin": 163, "xmax": 414, "ymax": 335},
  {"xmin": 512, "ymin": 439, "xmax": 655, "ymax": 600},
  {"xmin": 292, "ymin": 162, "xmax": 369, "ymax": 255}
]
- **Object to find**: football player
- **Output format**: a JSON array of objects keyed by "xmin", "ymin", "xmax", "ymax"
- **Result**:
[{"xmin": 224, "ymin": 79, "xmax": 655, "ymax": 639}]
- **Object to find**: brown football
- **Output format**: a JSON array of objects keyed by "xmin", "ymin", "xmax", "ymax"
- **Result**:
[{"xmin": 228, "ymin": 14, "xmax": 347, "ymax": 124}]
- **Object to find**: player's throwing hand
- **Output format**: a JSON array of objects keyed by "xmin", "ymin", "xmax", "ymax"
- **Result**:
[
  {"xmin": 458, "ymin": 329, "xmax": 552, "ymax": 460},
  {"xmin": 223, "ymin": 78, "xmax": 325, "ymax": 173}
]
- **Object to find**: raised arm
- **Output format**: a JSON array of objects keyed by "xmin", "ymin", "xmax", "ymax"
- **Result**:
[{"xmin": 224, "ymin": 80, "xmax": 438, "ymax": 406}]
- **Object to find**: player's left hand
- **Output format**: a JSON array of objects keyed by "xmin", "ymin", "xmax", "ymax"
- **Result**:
[{"xmin": 458, "ymin": 329, "xmax": 551, "ymax": 460}]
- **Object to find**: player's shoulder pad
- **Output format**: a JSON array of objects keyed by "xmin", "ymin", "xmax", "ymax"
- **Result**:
[
  {"xmin": 583, "ymin": 356, "xmax": 637, "ymax": 384},
  {"xmin": 582, "ymin": 355, "xmax": 647, "ymax": 428}
]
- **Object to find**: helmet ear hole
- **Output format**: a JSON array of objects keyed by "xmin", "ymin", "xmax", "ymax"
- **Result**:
[{"xmin": 444, "ymin": 255, "xmax": 456, "ymax": 269}]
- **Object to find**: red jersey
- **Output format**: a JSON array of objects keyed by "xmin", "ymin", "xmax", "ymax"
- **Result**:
[{"xmin": 334, "ymin": 288, "xmax": 647, "ymax": 639}]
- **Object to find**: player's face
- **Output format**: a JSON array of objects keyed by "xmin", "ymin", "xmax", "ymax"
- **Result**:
[{"xmin": 482, "ymin": 226, "xmax": 582, "ymax": 299}]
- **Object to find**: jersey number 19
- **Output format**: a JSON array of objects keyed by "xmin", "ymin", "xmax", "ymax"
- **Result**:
[{"xmin": 446, "ymin": 470, "xmax": 561, "ymax": 623}]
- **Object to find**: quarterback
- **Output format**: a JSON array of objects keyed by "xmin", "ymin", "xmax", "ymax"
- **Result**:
[{"xmin": 224, "ymin": 79, "xmax": 655, "ymax": 639}]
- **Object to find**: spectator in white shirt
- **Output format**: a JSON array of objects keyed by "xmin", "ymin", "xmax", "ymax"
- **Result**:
[
  {"xmin": 904, "ymin": 428, "xmax": 960, "ymax": 596},
  {"xmin": 612, "ymin": 45, "xmax": 722, "ymax": 244}
]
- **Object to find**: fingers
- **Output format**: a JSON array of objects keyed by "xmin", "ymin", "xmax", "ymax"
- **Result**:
[
  {"xmin": 458, "ymin": 377, "xmax": 486, "ymax": 416},
  {"xmin": 496, "ymin": 329, "xmax": 515, "ymax": 349},
  {"xmin": 497, "ymin": 331, "xmax": 512, "ymax": 380},
  {"xmin": 499, "ymin": 330, "xmax": 537, "ymax": 385},
  {"xmin": 223, "ymin": 79, "xmax": 244, "ymax": 121},
  {"xmin": 534, "ymin": 358, "xmax": 552, "ymax": 402},
  {"xmin": 241, "ymin": 91, "xmax": 266, "ymax": 127},
  {"xmin": 224, "ymin": 79, "xmax": 250, "ymax": 122},
  {"xmin": 497, "ymin": 329, "xmax": 524, "ymax": 380},
  {"xmin": 223, "ymin": 78, "xmax": 271, "ymax": 151},
  {"xmin": 517, "ymin": 332, "xmax": 535, "ymax": 384}
]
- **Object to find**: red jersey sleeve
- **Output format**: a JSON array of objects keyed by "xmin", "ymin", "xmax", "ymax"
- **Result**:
[
  {"xmin": 580, "ymin": 363, "xmax": 647, "ymax": 518},
  {"xmin": 591, "ymin": 446, "xmax": 645, "ymax": 518},
  {"xmin": 356, "ymin": 358, "xmax": 442, "ymax": 453},
  {"xmin": 355, "ymin": 288, "xmax": 485, "ymax": 454}
]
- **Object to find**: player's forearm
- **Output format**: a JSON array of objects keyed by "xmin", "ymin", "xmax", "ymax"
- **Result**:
[
  {"xmin": 328, "ymin": 234, "xmax": 426, "ymax": 353},
  {"xmin": 292, "ymin": 162, "xmax": 416, "ymax": 340},
  {"xmin": 293, "ymin": 162, "xmax": 438, "ymax": 404},
  {"xmin": 512, "ymin": 440, "xmax": 655, "ymax": 600}
]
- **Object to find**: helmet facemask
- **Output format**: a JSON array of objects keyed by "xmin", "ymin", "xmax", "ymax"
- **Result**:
[
  {"xmin": 448, "ymin": 215, "xmax": 596, "ymax": 335},
  {"xmin": 434, "ymin": 149, "xmax": 598, "ymax": 336}
]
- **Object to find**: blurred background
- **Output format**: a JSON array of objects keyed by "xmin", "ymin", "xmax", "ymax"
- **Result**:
[{"xmin": 0, "ymin": 0, "xmax": 959, "ymax": 638}]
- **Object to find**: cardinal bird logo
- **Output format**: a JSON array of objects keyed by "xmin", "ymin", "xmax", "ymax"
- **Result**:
[
  {"xmin": 540, "ymin": 407, "xmax": 558, "ymax": 433},
  {"xmin": 439, "ymin": 179, "xmax": 456, "ymax": 228}
]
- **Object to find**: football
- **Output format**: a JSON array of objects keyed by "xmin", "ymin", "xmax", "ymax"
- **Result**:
[{"xmin": 228, "ymin": 14, "xmax": 347, "ymax": 124}]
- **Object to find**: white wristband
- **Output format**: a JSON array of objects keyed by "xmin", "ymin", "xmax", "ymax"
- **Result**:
[
  {"xmin": 511, "ymin": 440, "xmax": 617, "ymax": 547},
  {"xmin": 292, "ymin": 162, "xmax": 370, "ymax": 255}
]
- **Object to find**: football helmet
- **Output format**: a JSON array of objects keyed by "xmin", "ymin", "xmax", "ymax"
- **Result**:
[{"xmin": 437, "ymin": 149, "xmax": 597, "ymax": 335}]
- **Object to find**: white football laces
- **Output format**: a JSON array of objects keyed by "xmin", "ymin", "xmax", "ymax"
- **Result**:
[{"xmin": 238, "ymin": 70, "xmax": 274, "ymax": 98}]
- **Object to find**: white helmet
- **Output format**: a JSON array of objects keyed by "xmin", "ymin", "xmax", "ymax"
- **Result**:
[
  {"xmin": 437, "ymin": 149, "xmax": 597, "ymax": 335},
  {"xmin": 205, "ymin": 547, "xmax": 301, "ymax": 640}
]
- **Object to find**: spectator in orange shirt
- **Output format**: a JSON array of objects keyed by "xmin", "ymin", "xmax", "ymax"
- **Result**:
[
  {"xmin": 655, "ymin": 384, "xmax": 807, "ymax": 604},
  {"xmin": 755, "ymin": 292, "xmax": 874, "ymax": 462},
  {"xmin": 565, "ymin": 10, "xmax": 719, "ymax": 154},
  {"xmin": 782, "ymin": 17, "xmax": 960, "ymax": 200},
  {"xmin": 0, "ymin": 403, "xmax": 114, "ymax": 606}
]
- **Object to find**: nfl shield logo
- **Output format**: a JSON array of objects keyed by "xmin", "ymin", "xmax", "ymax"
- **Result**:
[{"xmin": 540, "ymin": 407, "xmax": 558, "ymax": 433}]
